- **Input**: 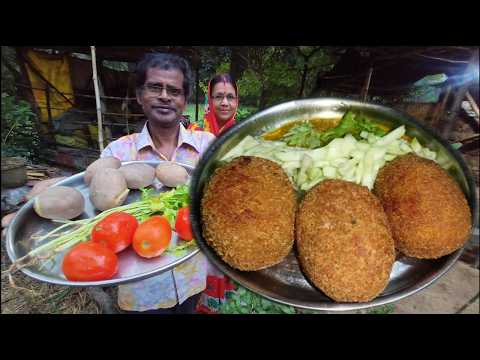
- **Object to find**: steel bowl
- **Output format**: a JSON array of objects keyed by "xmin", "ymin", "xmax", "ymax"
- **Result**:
[
  {"xmin": 190, "ymin": 97, "xmax": 478, "ymax": 311},
  {"xmin": 6, "ymin": 160, "xmax": 199, "ymax": 287}
]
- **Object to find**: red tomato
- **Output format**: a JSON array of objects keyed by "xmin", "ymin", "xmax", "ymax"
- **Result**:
[
  {"xmin": 62, "ymin": 241, "xmax": 118, "ymax": 281},
  {"xmin": 175, "ymin": 207, "xmax": 193, "ymax": 241},
  {"xmin": 132, "ymin": 215, "xmax": 172, "ymax": 258},
  {"xmin": 91, "ymin": 212, "xmax": 138, "ymax": 253}
]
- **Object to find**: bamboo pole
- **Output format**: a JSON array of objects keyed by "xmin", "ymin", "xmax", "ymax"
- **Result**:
[
  {"xmin": 465, "ymin": 91, "xmax": 479, "ymax": 119},
  {"xmin": 125, "ymin": 71, "xmax": 134, "ymax": 135},
  {"xmin": 431, "ymin": 85, "xmax": 451, "ymax": 129},
  {"xmin": 195, "ymin": 65, "xmax": 200, "ymax": 122},
  {"xmin": 45, "ymin": 85, "xmax": 53, "ymax": 126},
  {"xmin": 361, "ymin": 67, "xmax": 374, "ymax": 101},
  {"xmin": 90, "ymin": 46, "xmax": 104, "ymax": 152}
]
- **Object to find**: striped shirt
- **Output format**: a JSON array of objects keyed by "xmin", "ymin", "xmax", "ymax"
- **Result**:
[{"xmin": 101, "ymin": 122, "xmax": 216, "ymax": 311}]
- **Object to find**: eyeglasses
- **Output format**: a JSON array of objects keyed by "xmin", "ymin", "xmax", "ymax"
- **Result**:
[
  {"xmin": 142, "ymin": 83, "xmax": 184, "ymax": 98},
  {"xmin": 212, "ymin": 94, "xmax": 237, "ymax": 103}
]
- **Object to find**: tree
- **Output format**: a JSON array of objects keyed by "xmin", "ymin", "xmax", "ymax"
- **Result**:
[
  {"xmin": 296, "ymin": 46, "xmax": 323, "ymax": 97},
  {"xmin": 229, "ymin": 46, "xmax": 249, "ymax": 81},
  {"xmin": 294, "ymin": 47, "xmax": 338, "ymax": 97},
  {"xmin": 237, "ymin": 47, "xmax": 292, "ymax": 109},
  {"xmin": 1, "ymin": 46, "xmax": 20, "ymax": 95}
]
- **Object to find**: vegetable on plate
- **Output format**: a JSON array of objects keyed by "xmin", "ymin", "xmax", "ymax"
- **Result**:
[
  {"xmin": 7, "ymin": 185, "xmax": 190, "ymax": 276},
  {"xmin": 132, "ymin": 215, "xmax": 172, "ymax": 258},
  {"xmin": 62, "ymin": 241, "xmax": 118, "ymax": 282},
  {"xmin": 221, "ymin": 110, "xmax": 438, "ymax": 192},
  {"xmin": 175, "ymin": 207, "xmax": 193, "ymax": 241},
  {"xmin": 91, "ymin": 212, "xmax": 138, "ymax": 253}
]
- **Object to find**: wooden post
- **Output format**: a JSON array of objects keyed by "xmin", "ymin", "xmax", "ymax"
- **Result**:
[
  {"xmin": 125, "ymin": 95, "xmax": 130, "ymax": 135},
  {"xmin": 90, "ymin": 46, "xmax": 104, "ymax": 152},
  {"xmin": 361, "ymin": 67, "xmax": 374, "ymax": 101},
  {"xmin": 124, "ymin": 75, "xmax": 130, "ymax": 135},
  {"xmin": 195, "ymin": 65, "xmax": 200, "ymax": 123},
  {"xmin": 45, "ymin": 85, "xmax": 53, "ymax": 126},
  {"xmin": 465, "ymin": 91, "xmax": 479, "ymax": 119},
  {"xmin": 431, "ymin": 85, "xmax": 451, "ymax": 129}
]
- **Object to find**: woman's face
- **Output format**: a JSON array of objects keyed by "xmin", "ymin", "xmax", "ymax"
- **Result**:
[{"xmin": 211, "ymin": 82, "xmax": 238, "ymax": 123}]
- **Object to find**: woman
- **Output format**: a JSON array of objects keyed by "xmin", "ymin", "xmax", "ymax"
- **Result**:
[
  {"xmin": 191, "ymin": 74, "xmax": 239, "ymax": 314},
  {"xmin": 189, "ymin": 73, "xmax": 238, "ymax": 136}
]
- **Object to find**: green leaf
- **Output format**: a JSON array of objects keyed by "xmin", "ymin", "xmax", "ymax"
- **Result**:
[
  {"xmin": 279, "ymin": 110, "xmax": 387, "ymax": 150},
  {"xmin": 367, "ymin": 304, "xmax": 395, "ymax": 314},
  {"xmin": 281, "ymin": 121, "xmax": 323, "ymax": 148},
  {"xmin": 167, "ymin": 239, "xmax": 198, "ymax": 257}
]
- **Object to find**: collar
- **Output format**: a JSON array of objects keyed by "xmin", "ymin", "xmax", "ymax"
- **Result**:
[{"xmin": 136, "ymin": 121, "xmax": 202, "ymax": 153}]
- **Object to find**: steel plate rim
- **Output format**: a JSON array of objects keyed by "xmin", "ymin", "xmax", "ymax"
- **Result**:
[
  {"xmin": 190, "ymin": 97, "xmax": 478, "ymax": 311},
  {"xmin": 6, "ymin": 160, "xmax": 199, "ymax": 287}
]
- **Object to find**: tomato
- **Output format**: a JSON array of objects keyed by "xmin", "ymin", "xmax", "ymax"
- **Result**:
[
  {"xmin": 132, "ymin": 215, "xmax": 172, "ymax": 258},
  {"xmin": 175, "ymin": 207, "xmax": 193, "ymax": 241},
  {"xmin": 91, "ymin": 212, "xmax": 138, "ymax": 253},
  {"xmin": 62, "ymin": 241, "xmax": 118, "ymax": 281}
]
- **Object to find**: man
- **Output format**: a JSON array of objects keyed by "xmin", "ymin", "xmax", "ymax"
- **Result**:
[{"xmin": 101, "ymin": 52, "xmax": 215, "ymax": 313}]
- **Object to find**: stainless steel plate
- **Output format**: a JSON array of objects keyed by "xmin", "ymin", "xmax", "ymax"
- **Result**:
[
  {"xmin": 6, "ymin": 160, "xmax": 198, "ymax": 287},
  {"xmin": 190, "ymin": 98, "xmax": 479, "ymax": 311}
]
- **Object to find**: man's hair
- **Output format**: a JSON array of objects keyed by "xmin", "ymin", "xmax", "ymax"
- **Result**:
[
  {"xmin": 136, "ymin": 52, "xmax": 193, "ymax": 99},
  {"xmin": 209, "ymin": 73, "xmax": 238, "ymax": 96}
]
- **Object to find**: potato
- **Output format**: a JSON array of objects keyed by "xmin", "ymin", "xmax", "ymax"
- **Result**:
[
  {"xmin": 2, "ymin": 211, "xmax": 18, "ymax": 228},
  {"xmin": 84, "ymin": 157, "xmax": 121, "ymax": 185},
  {"xmin": 155, "ymin": 162, "xmax": 189, "ymax": 187},
  {"xmin": 89, "ymin": 168, "xmax": 130, "ymax": 211},
  {"xmin": 33, "ymin": 186, "xmax": 85, "ymax": 220},
  {"xmin": 118, "ymin": 163, "xmax": 155, "ymax": 189},
  {"xmin": 25, "ymin": 177, "xmax": 67, "ymax": 201}
]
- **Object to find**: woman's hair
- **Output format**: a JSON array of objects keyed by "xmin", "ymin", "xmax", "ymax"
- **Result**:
[
  {"xmin": 209, "ymin": 73, "xmax": 238, "ymax": 96},
  {"xmin": 135, "ymin": 53, "xmax": 193, "ymax": 100}
]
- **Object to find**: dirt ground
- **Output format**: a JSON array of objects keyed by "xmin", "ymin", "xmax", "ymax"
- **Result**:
[
  {"xmin": 1, "ymin": 113, "xmax": 478, "ymax": 314},
  {"xmin": 1, "ymin": 162, "xmax": 110, "ymax": 314}
]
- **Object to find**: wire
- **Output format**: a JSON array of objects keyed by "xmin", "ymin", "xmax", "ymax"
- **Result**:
[{"xmin": 415, "ymin": 54, "xmax": 469, "ymax": 64}]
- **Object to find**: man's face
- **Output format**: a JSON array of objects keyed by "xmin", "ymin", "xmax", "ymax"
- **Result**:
[{"xmin": 137, "ymin": 67, "xmax": 187, "ymax": 128}]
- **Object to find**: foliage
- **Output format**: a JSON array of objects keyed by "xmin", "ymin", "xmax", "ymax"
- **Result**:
[
  {"xmin": 237, "ymin": 69, "xmax": 262, "ymax": 101},
  {"xmin": 367, "ymin": 304, "xmax": 396, "ymax": 314},
  {"xmin": 192, "ymin": 46, "xmax": 338, "ymax": 112},
  {"xmin": 183, "ymin": 104, "xmax": 257, "ymax": 126},
  {"xmin": 234, "ymin": 47, "xmax": 337, "ymax": 109},
  {"xmin": 236, "ymin": 106, "xmax": 257, "ymax": 122},
  {"xmin": 295, "ymin": 46, "xmax": 337, "ymax": 96},
  {"xmin": 215, "ymin": 62, "xmax": 230, "ymax": 74},
  {"xmin": 219, "ymin": 284, "xmax": 296, "ymax": 314},
  {"xmin": 1, "ymin": 46, "xmax": 19, "ymax": 95},
  {"xmin": 198, "ymin": 47, "xmax": 231, "ymax": 94},
  {"xmin": 1, "ymin": 94, "xmax": 40, "ymax": 160},
  {"xmin": 102, "ymin": 60, "xmax": 130, "ymax": 72}
]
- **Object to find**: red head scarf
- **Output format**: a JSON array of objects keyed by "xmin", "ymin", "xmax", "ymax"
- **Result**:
[{"xmin": 189, "ymin": 76, "xmax": 238, "ymax": 136}]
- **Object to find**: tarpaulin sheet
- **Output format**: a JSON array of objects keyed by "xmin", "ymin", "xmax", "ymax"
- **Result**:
[{"xmin": 25, "ymin": 50, "xmax": 75, "ymax": 122}]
